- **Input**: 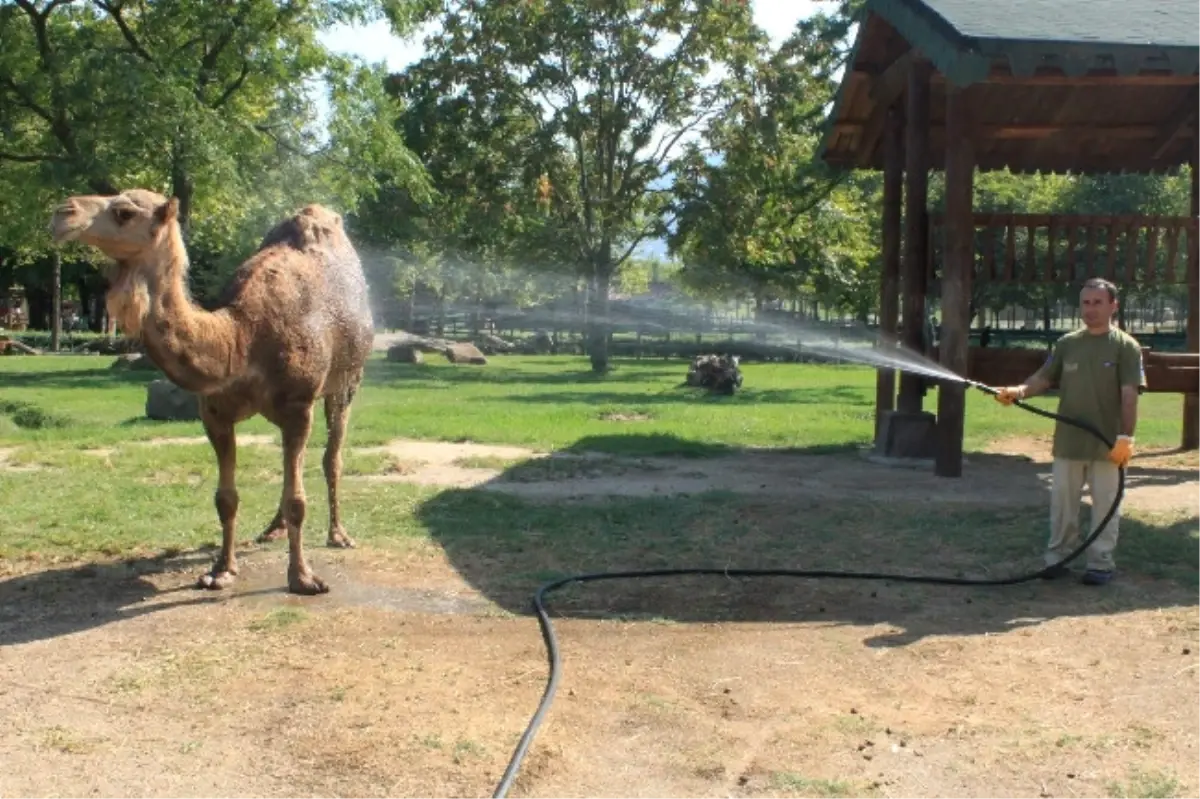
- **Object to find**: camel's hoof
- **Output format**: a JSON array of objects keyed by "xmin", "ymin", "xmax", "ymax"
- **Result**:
[
  {"xmin": 288, "ymin": 570, "xmax": 329, "ymax": 596},
  {"xmin": 327, "ymin": 529, "xmax": 356, "ymax": 549},
  {"xmin": 197, "ymin": 570, "xmax": 236, "ymax": 590},
  {"xmin": 256, "ymin": 526, "xmax": 287, "ymax": 544}
]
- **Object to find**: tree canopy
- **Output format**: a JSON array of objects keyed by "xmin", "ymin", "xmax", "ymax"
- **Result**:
[{"xmin": 0, "ymin": 0, "xmax": 1192, "ymax": 350}]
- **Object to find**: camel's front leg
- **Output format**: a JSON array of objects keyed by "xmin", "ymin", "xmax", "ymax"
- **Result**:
[
  {"xmin": 323, "ymin": 391, "xmax": 355, "ymax": 549},
  {"xmin": 198, "ymin": 409, "xmax": 239, "ymax": 590},
  {"xmin": 280, "ymin": 403, "xmax": 328, "ymax": 595}
]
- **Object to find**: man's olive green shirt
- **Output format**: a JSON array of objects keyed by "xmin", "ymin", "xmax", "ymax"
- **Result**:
[{"xmin": 1032, "ymin": 327, "xmax": 1146, "ymax": 462}]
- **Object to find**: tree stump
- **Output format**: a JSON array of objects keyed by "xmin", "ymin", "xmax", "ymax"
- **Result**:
[{"xmin": 685, "ymin": 354, "xmax": 743, "ymax": 395}]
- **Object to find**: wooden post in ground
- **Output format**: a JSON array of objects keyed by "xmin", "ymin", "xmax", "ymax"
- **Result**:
[
  {"xmin": 874, "ymin": 104, "xmax": 905, "ymax": 441},
  {"xmin": 898, "ymin": 59, "xmax": 931, "ymax": 413},
  {"xmin": 1185, "ymin": 155, "xmax": 1198, "ymax": 449},
  {"xmin": 935, "ymin": 86, "xmax": 975, "ymax": 477}
]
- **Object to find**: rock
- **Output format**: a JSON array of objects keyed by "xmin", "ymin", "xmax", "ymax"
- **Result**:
[
  {"xmin": 389, "ymin": 330, "xmax": 455, "ymax": 353},
  {"xmin": 80, "ymin": 337, "xmax": 138, "ymax": 355},
  {"xmin": 0, "ymin": 338, "xmax": 41, "ymax": 356},
  {"xmin": 111, "ymin": 353, "xmax": 159, "ymax": 371},
  {"xmin": 475, "ymin": 333, "xmax": 515, "ymax": 355},
  {"xmin": 685, "ymin": 353, "xmax": 743, "ymax": 395},
  {"xmin": 387, "ymin": 343, "xmax": 425, "ymax": 364},
  {"xmin": 444, "ymin": 342, "xmax": 488, "ymax": 365},
  {"xmin": 145, "ymin": 379, "xmax": 200, "ymax": 421}
]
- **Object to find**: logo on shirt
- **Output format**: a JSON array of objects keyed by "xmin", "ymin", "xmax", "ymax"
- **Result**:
[{"xmin": 1064, "ymin": 362, "xmax": 1079, "ymax": 373}]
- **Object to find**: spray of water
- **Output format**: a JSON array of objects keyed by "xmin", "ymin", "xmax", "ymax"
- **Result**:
[{"xmin": 356, "ymin": 248, "xmax": 972, "ymax": 386}]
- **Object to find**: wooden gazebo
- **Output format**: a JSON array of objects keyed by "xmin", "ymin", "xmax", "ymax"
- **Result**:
[{"xmin": 818, "ymin": 0, "xmax": 1200, "ymax": 477}]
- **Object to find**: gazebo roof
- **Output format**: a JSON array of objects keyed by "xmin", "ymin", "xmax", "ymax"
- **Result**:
[{"xmin": 818, "ymin": 0, "xmax": 1200, "ymax": 174}]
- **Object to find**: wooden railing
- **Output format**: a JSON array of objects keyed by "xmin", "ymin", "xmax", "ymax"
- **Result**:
[
  {"xmin": 928, "ymin": 346, "xmax": 1200, "ymax": 394},
  {"xmin": 928, "ymin": 213, "xmax": 1198, "ymax": 284}
]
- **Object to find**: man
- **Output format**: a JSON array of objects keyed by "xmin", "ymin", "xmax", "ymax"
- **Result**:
[{"xmin": 994, "ymin": 278, "xmax": 1145, "ymax": 586}]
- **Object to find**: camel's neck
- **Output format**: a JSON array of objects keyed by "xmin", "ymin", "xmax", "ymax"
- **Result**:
[{"xmin": 135, "ymin": 229, "xmax": 245, "ymax": 394}]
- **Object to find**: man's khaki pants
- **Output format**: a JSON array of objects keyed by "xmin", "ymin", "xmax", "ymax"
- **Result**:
[{"xmin": 1048, "ymin": 458, "xmax": 1121, "ymax": 571}]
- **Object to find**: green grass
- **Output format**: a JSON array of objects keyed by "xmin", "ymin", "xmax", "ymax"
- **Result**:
[
  {"xmin": 0, "ymin": 353, "xmax": 1195, "ymax": 599},
  {"xmin": 0, "ymin": 352, "xmax": 1189, "ymax": 452}
]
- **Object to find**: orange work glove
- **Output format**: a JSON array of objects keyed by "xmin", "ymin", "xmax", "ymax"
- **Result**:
[
  {"xmin": 1108, "ymin": 435, "xmax": 1134, "ymax": 468},
  {"xmin": 994, "ymin": 386, "xmax": 1024, "ymax": 406}
]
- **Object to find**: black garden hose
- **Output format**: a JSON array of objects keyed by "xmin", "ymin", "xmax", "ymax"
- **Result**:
[{"xmin": 492, "ymin": 382, "xmax": 1125, "ymax": 799}]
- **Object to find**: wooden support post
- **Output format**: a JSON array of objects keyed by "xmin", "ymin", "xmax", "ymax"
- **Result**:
[
  {"xmin": 875, "ymin": 104, "xmax": 904, "ymax": 442},
  {"xmin": 936, "ymin": 86, "xmax": 975, "ymax": 478},
  {"xmin": 1185, "ymin": 157, "xmax": 1198, "ymax": 450},
  {"xmin": 898, "ymin": 59, "xmax": 931, "ymax": 413}
]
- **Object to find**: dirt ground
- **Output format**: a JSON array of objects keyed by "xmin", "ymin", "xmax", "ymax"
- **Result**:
[
  {"xmin": 354, "ymin": 436, "xmax": 1199, "ymax": 512},
  {"xmin": 1, "ymin": 437, "xmax": 1197, "ymax": 798}
]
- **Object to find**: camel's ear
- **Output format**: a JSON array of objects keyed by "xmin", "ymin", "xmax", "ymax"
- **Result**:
[{"xmin": 154, "ymin": 197, "xmax": 179, "ymax": 225}]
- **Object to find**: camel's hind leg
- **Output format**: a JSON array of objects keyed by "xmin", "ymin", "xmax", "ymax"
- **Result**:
[
  {"xmin": 323, "ymin": 388, "xmax": 355, "ymax": 549},
  {"xmin": 255, "ymin": 504, "xmax": 287, "ymax": 544},
  {"xmin": 198, "ymin": 406, "xmax": 239, "ymax": 590},
  {"xmin": 281, "ymin": 402, "xmax": 327, "ymax": 595}
]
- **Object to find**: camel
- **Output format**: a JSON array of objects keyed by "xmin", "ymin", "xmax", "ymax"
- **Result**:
[{"xmin": 50, "ymin": 189, "xmax": 374, "ymax": 595}]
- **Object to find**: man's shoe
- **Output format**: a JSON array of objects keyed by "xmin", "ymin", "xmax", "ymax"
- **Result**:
[
  {"xmin": 1082, "ymin": 569, "xmax": 1114, "ymax": 585},
  {"xmin": 1040, "ymin": 563, "xmax": 1072, "ymax": 579}
]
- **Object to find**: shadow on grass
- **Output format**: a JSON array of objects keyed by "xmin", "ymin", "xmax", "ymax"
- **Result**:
[
  {"xmin": 542, "ymin": 433, "xmax": 861, "ymax": 458},
  {"xmin": 495, "ymin": 386, "xmax": 873, "ymax": 407},
  {"xmin": 413, "ymin": 433, "xmax": 1198, "ymax": 646},
  {"xmin": 365, "ymin": 359, "xmax": 873, "ymax": 407},
  {"xmin": 365, "ymin": 357, "xmax": 686, "ymax": 387},
  {"xmin": 0, "ymin": 367, "xmax": 159, "ymax": 389}
]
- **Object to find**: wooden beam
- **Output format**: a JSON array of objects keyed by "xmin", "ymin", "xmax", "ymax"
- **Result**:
[
  {"xmin": 856, "ymin": 50, "xmax": 915, "ymax": 168},
  {"xmin": 1185, "ymin": 157, "xmax": 1198, "ymax": 450},
  {"xmin": 936, "ymin": 85, "xmax": 975, "ymax": 478},
  {"xmin": 833, "ymin": 122, "xmax": 1195, "ymax": 141},
  {"xmin": 875, "ymin": 104, "xmax": 904, "ymax": 443},
  {"xmin": 898, "ymin": 58, "xmax": 932, "ymax": 413},
  {"xmin": 927, "ymin": 212, "xmax": 1195, "ymax": 229},
  {"xmin": 852, "ymin": 67, "xmax": 1200, "ymax": 87},
  {"xmin": 1152, "ymin": 87, "xmax": 1200, "ymax": 161},
  {"xmin": 936, "ymin": 69, "xmax": 1200, "ymax": 87}
]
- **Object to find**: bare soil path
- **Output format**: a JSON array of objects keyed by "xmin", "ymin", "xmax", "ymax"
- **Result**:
[{"xmin": 1, "ymin": 434, "xmax": 1196, "ymax": 798}]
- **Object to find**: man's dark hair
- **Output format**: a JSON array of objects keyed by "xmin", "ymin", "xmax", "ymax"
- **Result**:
[{"xmin": 1081, "ymin": 277, "xmax": 1118, "ymax": 302}]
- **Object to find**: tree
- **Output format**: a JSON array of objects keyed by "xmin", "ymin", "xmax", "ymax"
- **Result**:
[
  {"xmin": 394, "ymin": 0, "xmax": 761, "ymax": 372},
  {"xmin": 0, "ymin": 0, "xmax": 431, "ymax": 317},
  {"xmin": 668, "ymin": 5, "xmax": 876, "ymax": 319}
]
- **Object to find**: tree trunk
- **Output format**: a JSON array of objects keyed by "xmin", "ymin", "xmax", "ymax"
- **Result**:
[
  {"xmin": 26, "ymin": 285, "xmax": 49, "ymax": 330},
  {"xmin": 76, "ymin": 278, "xmax": 94, "ymax": 332},
  {"xmin": 171, "ymin": 136, "xmax": 195, "ymax": 240},
  {"xmin": 588, "ymin": 271, "xmax": 612, "ymax": 373},
  {"xmin": 51, "ymin": 250, "xmax": 62, "ymax": 351}
]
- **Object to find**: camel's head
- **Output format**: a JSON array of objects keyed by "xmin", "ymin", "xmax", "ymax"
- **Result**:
[
  {"xmin": 50, "ymin": 189, "xmax": 181, "ymax": 338},
  {"xmin": 50, "ymin": 189, "xmax": 179, "ymax": 258}
]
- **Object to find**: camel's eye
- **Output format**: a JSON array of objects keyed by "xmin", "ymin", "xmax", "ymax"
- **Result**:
[{"xmin": 114, "ymin": 207, "xmax": 136, "ymax": 224}]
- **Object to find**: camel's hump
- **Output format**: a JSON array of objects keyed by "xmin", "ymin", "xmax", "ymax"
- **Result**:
[{"xmin": 257, "ymin": 204, "xmax": 347, "ymax": 253}]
